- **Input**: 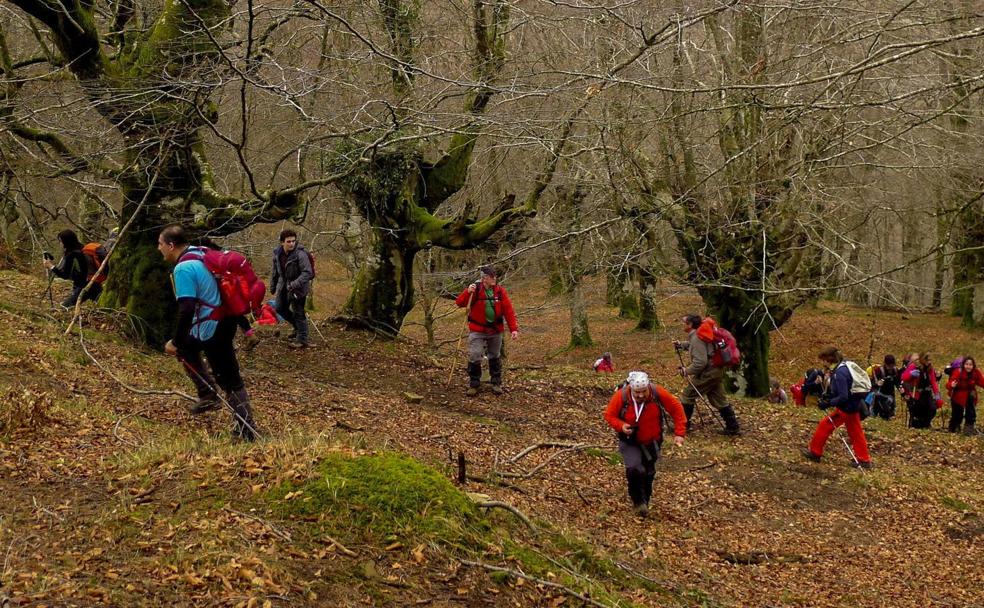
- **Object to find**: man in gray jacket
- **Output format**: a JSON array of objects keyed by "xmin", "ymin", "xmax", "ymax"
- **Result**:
[
  {"xmin": 270, "ymin": 229, "xmax": 314, "ymax": 349},
  {"xmin": 674, "ymin": 313, "xmax": 741, "ymax": 435}
]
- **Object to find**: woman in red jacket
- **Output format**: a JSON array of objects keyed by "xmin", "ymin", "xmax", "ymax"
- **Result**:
[
  {"xmin": 604, "ymin": 371, "xmax": 687, "ymax": 517},
  {"xmin": 901, "ymin": 353, "xmax": 942, "ymax": 429},
  {"xmin": 946, "ymin": 356, "xmax": 984, "ymax": 435}
]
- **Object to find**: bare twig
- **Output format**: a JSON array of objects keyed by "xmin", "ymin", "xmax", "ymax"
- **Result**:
[
  {"xmin": 459, "ymin": 560, "xmax": 611, "ymax": 608},
  {"xmin": 474, "ymin": 500, "xmax": 537, "ymax": 532}
]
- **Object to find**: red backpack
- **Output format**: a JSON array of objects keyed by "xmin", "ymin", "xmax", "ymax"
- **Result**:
[
  {"xmin": 82, "ymin": 242, "xmax": 108, "ymax": 284},
  {"xmin": 180, "ymin": 247, "xmax": 266, "ymax": 320},
  {"xmin": 696, "ymin": 317, "xmax": 741, "ymax": 368}
]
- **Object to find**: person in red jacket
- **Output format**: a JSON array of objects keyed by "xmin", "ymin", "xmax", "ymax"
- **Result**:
[
  {"xmin": 593, "ymin": 352, "xmax": 614, "ymax": 373},
  {"xmin": 455, "ymin": 266, "xmax": 519, "ymax": 396},
  {"xmin": 946, "ymin": 356, "xmax": 984, "ymax": 435},
  {"xmin": 901, "ymin": 352, "xmax": 943, "ymax": 429},
  {"xmin": 604, "ymin": 371, "xmax": 687, "ymax": 517}
]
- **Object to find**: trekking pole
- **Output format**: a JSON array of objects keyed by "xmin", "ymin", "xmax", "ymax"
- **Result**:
[
  {"xmin": 446, "ymin": 282, "xmax": 478, "ymax": 388},
  {"xmin": 177, "ymin": 356, "xmax": 261, "ymax": 440},
  {"xmin": 837, "ymin": 430, "xmax": 864, "ymax": 474},
  {"xmin": 675, "ymin": 350, "xmax": 724, "ymax": 429}
]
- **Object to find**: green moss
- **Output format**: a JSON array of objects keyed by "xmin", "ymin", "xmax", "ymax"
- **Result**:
[
  {"xmin": 940, "ymin": 495, "xmax": 972, "ymax": 512},
  {"xmin": 268, "ymin": 451, "xmax": 480, "ymax": 544}
]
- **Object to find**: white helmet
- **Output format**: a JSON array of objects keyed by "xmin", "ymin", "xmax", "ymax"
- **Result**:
[{"xmin": 627, "ymin": 371, "xmax": 650, "ymax": 390}]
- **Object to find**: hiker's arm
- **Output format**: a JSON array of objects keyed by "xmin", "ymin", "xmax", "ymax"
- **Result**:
[
  {"xmin": 685, "ymin": 335, "xmax": 708, "ymax": 376},
  {"xmin": 602, "ymin": 393, "xmax": 626, "ymax": 433},
  {"xmin": 828, "ymin": 368, "xmax": 850, "ymax": 408},
  {"xmin": 501, "ymin": 290, "xmax": 519, "ymax": 333},
  {"xmin": 173, "ymin": 297, "xmax": 196, "ymax": 349},
  {"xmin": 293, "ymin": 251, "xmax": 313, "ymax": 288},
  {"xmin": 269, "ymin": 255, "xmax": 279, "ymax": 294},
  {"xmin": 658, "ymin": 386, "xmax": 688, "ymax": 438},
  {"xmin": 454, "ymin": 288, "xmax": 471, "ymax": 307}
]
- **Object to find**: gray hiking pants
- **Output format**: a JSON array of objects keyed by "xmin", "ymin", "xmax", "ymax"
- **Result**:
[
  {"xmin": 618, "ymin": 437, "xmax": 661, "ymax": 506},
  {"xmin": 467, "ymin": 332, "xmax": 502, "ymax": 363}
]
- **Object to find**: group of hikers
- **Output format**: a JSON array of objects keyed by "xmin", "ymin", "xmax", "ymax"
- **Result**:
[
  {"xmin": 597, "ymin": 316, "xmax": 981, "ymax": 517},
  {"xmin": 45, "ymin": 225, "xmax": 981, "ymax": 517}
]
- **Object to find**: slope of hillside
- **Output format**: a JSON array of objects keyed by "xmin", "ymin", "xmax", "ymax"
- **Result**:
[{"xmin": 1, "ymin": 269, "xmax": 981, "ymax": 607}]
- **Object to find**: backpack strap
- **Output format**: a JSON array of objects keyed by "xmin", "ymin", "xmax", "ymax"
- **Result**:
[
  {"xmin": 175, "ymin": 247, "xmax": 220, "ymax": 323},
  {"xmin": 467, "ymin": 284, "xmax": 505, "ymax": 329}
]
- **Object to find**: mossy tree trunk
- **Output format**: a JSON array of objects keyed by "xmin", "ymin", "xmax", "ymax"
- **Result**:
[
  {"xmin": 4, "ymin": 0, "xmax": 330, "ymax": 345},
  {"xmin": 333, "ymin": 0, "xmax": 567, "ymax": 336}
]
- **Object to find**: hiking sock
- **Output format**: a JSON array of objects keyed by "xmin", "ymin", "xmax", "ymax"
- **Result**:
[
  {"xmin": 488, "ymin": 357, "xmax": 502, "ymax": 386},
  {"xmin": 682, "ymin": 402, "xmax": 694, "ymax": 429},
  {"xmin": 467, "ymin": 362, "xmax": 482, "ymax": 388}
]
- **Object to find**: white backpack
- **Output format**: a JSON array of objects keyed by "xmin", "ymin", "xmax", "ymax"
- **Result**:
[{"xmin": 840, "ymin": 361, "xmax": 872, "ymax": 395}]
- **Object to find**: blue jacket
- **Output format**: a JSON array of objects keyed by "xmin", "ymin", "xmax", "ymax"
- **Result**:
[{"xmin": 828, "ymin": 363, "xmax": 863, "ymax": 414}]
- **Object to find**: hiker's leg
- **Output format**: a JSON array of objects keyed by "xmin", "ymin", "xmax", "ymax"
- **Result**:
[
  {"xmin": 61, "ymin": 286, "xmax": 83, "ymax": 308},
  {"xmin": 466, "ymin": 333, "xmax": 484, "ymax": 388},
  {"xmin": 618, "ymin": 439, "xmax": 646, "ymax": 506},
  {"xmin": 640, "ymin": 441, "xmax": 660, "ymax": 505},
  {"xmin": 808, "ymin": 410, "xmax": 843, "ymax": 457},
  {"xmin": 965, "ymin": 396, "xmax": 977, "ymax": 430},
  {"xmin": 486, "ymin": 333, "xmax": 503, "ymax": 386},
  {"xmin": 290, "ymin": 295, "xmax": 309, "ymax": 344},
  {"xmin": 276, "ymin": 291, "xmax": 295, "ymax": 329},
  {"xmin": 177, "ymin": 340, "xmax": 216, "ymax": 399},
  {"xmin": 843, "ymin": 411, "xmax": 870, "ymax": 463},
  {"xmin": 203, "ymin": 319, "xmax": 245, "ymax": 395},
  {"xmin": 680, "ymin": 384, "xmax": 697, "ymax": 426},
  {"xmin": 719, "ymin": 404, "xmax": 741, "ymax": 433},
  {"xmin": 236, "ymin": 315, "xmax": 251, "ymax": 333},
  {"xmin": 948, "ymin": 401, "xmax": 964, "ymax": 432},
  {"xmin": 80, "ymin": 283, "xmax": 101, "ymax": 304},
  {"xmin": 702, "ymin": 369, "xmax": 728, "ymax": 409},
  {"xmin": 228, "ymin": 387, "xmax": 256, "ymax": 441}
]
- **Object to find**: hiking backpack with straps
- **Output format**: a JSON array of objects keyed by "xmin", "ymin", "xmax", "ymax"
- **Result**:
[
  {"xmin": 695, "ymin": 317, "xmax": 741, "ymax": 368},
  {"xmin": 615, "ymin": 381, "xmax": 672, "ymax": 436},
  {"xmin": 81, "ymin": 242, "xmax": 108, "ymax": 284},
  {"xmin": 179, "ymin": 247, "xmax": 266, "ymax": 320},
  {"xmin": 468, "ymin": 284, "xmax": 506, "ymax": 329},
  {"xmin": 840, "ymin": 361, "xmax": 873, "ymax": 396}
]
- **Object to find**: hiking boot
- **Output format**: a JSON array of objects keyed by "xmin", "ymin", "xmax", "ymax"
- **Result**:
[
  {"xmin": 187, "ymin": 396, "xmax": 220, "ymax": 415},
  {"xmin": 491, "ymin": 384, "xmax": 503, "ymax": 395},
  {"xmin": 242, "ymin": 332, "xmax": 260, "ymax": 352},
  {"xmin": 466, "ymin": 386, "xmax": 479, "ymax": 397},
  {"xmin": 634, "ymin": 502, "xmax": 649, "ymax": 518},
  {"xmin": 285, "ymin": 331, "xmax": 297, "ymax": 342},
  {"xmin": 851, "ymin": 460, "xmax": 873, "ymax": 470},
  {"xmin": 801, "ymin": 448, "xmax": 822, "ymax": 463},
  {"xmin": 287, "ymin": 340, "xmax": 309, "ymax": 349},
  {"xmin": 963, "ymin": 425, "xmax": 978, "ymax": 437},
  {"xmin": 717, "ymin": 427, "xmax": 742, "ymax": 437}
]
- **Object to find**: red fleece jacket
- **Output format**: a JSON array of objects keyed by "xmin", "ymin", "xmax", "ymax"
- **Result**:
[
  {"xmin": 455, "ymin": 284, "xmax": 519, "ymax": 335},
  {"xmin": 604, "ymin": 384, "xmax": 687, "ymax": 444},
  {"xmin": 947, "ymin": 368, "xmax": 984, "ymax": 407}
]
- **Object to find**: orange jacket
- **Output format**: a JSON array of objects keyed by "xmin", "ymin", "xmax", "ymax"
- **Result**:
[
  {"xmin": 455, "ymin": 284, "xmax": 519, "ymax": 335},
  {"xmin": 604, "ymin": 384, "xmax": 687, "ymax": 444}
]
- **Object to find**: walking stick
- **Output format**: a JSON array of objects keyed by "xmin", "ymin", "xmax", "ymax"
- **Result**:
[
  {"xmin": 446, "ymin": 282, "xmax": 478, "ymax": 388},
  {"xmin": 41, "ymin": 253, "xmax": 55, "ymax": 307},
  {"xmin": 177, "ymin": 356, "xmax": 261, "ymax": 440},
  {"xmin": 675, "ymin": 349, "xmax": 725, "ymax": 430}
]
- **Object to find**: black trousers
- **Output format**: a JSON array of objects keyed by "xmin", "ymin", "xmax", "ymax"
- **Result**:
[
  {"xmin": 949, "ymin": 395, "xmax": 977, "ymax": 430},
  {"xmin": 177, "ymin": 318, "xmax": 244, "ymax": 398},
  {"xmin": 618, "ymin": 437, "xmax": 661, "ymax": 506},
  {"xmin": 907, "ymin": 392, "xmax": 936, "ymax": 429},
  {"xmin": 62, "ymin": 283, "xmax": 102, "ymax": 308}
]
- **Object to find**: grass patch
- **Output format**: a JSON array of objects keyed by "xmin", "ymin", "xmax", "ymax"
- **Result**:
[
  {"xmin": 585, "ymin": 446, "xmax": 621, "ymax": 466},
  {"xmin": 268, "ymin": 450, "xmax": 485, "ymax": 547},
  {"xmin": 940, "ymin": 495, "xmax": 972, "ymax": 512}
]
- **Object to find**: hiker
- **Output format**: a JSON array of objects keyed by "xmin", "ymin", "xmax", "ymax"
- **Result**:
[
  {"xmin": 946, "ymin": 356, "xmax": 983, "ymax": 435},
  {"xmin": 270, "ymin": 229, "xmax": 314, "ymax": 349},
  {"xmin": 767, "ymin": 378, "xmax": 788, "ymax": 404},
  {"xmin": 593, "ymin": 352, "xmax": 614, "ymax": 373},
  {"xmin": 673, "ymin": 314, "xmax": 741, "ymax": 435},
  {"xmin": 867, "ymin": 354, "xmax": 901, "ymax": 420},
  {"xmin": 802, "ymin": 347, "xmax": 872, "ymax": 469},
  {"xmin": 43, "ymin": 229, "xmax": 102, "ymax": 308},
  {"xmin": 943, "ymin": 356, "xmax": 965, "ymax": 378},
  {"xmin": 196, "ymin": 238, "xmax": 262, "ymax": 351},
  {"xmin": 603, "ymin": 371, "xmax": 687, "ymax": 517},
  {"xmin": 455, "ymin": 266, "xmax": 519, "ymax": 396},
  {"xmin": 901, "ymin": 353, "xmax": 942, "ymax": 429},
  {"xmin": 157, "ymin": 225, "xmax": 257, "ymax": 442}
]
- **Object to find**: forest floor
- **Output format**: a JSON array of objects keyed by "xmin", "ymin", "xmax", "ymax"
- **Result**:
[{"xmin": 0, "ymin": 268, "xmax": 982, "ymax": 608}]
